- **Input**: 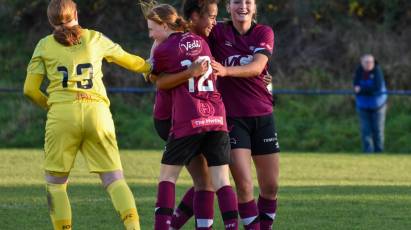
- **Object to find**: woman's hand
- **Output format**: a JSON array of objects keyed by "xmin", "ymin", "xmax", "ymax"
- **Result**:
[
  {"xmin": 263, "ymin": 73, "xmax": 272, "ymax": 86},
  {"xmin": 354, "ymin": 86, "xmax": 361, "ymax": 93},
  {"xmin": 190, "ymin": 60, "xmax": 209, "ymax": 77},
  {"xmin": 211, "ymin": 60, "xmax": 228, "ymax": 77}
]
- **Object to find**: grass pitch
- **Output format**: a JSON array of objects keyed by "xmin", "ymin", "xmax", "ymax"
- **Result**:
[{"xmin": 0, "ymin": 149, "xmax": 410, "ymax": 229}]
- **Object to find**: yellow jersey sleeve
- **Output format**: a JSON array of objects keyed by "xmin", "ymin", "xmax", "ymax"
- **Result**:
[
  {"xmin": 98, "ymin": 33, "xmax": 152, "ymax": 74},
  {"xmin": 27, "ymin": 39, "xmax": 46, "ymax": 76},
  {"xmin": 25, "ymin": 39, "xmax": 48, "ymax": 110},
  {"xmin": 23, "ymin": 73, "xmax": 48, "ymax": 110}
]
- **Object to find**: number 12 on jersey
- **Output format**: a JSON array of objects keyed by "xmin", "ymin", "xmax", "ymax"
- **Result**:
[{"xmin": 181, "ymin": 56, "xmax": 214, "ymax": 93}]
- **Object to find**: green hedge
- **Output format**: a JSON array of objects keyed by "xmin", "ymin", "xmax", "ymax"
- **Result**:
[{"xmin": 2, "ymin": 94, "xmax": 410, "ymax": 153}]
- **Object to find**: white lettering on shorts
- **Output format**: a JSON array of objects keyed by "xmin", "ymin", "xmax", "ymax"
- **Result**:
[{"xmin": 263, "ymin": 133, "xmax": 280, "ymax": 148}]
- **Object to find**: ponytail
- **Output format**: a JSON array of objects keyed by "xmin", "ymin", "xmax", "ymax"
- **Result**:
[
  {"xmin": 173, "ymin": 16, "xmax": 190, "ymax": 32},
  {"xmin": 53, "ymin": 24, "xmax": 82, "ymax": 46},
  {"xmin": 47, "ymin": 0, "xmax": 82, "ymax": 46},
  {"xmin": 144, "ymin": 4, "xmax": 189, "ymax": 33}
]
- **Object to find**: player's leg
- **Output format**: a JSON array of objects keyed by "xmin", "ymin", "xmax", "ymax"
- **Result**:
[
  {"xmin": 210, "ymin": 164, "xmax": 238, "ymax": 230},
  {"xmin": 253, "ymin": 154, "xmax": 279, "ymax": 230},
  {"xmin": 190, "ymin": 156, "xmax": 214, "ymax": 230},
  {"xmin": 44, "ymin": 103, "xmax": 81, "ymax": 230},
  {"xmin": 203, "ymin": 131, "xmax": 239, "ymax": 230},
  {"xmin": 156, "ymin": 133, "xmax": 203, "ymax": 230},
  {"xmin": 171, "ymin": 154, "xmax": 212, "ymax": 230},
  {"xmin": 228, "ymin": 117, "xmax": 260, "ymax": 230},
  {"xmin": 230, "ymin": 148, "xmax": 258, "ymax": 230},
  {"xmin": 82, "ymin": 102, "xmax": 140, "ymax": 230},
  {"xmin": 99, "ymin": 170, "xmax": 140, "ymax": 230},
  {"xmin": 251, "ymin": 114, "xmax": 281, "ymax": 230},
  {"xmin": 171, "ymin": 187, "xmax": 194, "ymax": 230},
  {"xmin": 156, "ymin": 164, "xmax": 183, "ymax": 230},
  {"xmin": 46, "ymin": 171, "xmax": 71, "ymax": 230},
  {"xmin": 153, "ymin": 118, "xmax": 193, "ymax": 229}
]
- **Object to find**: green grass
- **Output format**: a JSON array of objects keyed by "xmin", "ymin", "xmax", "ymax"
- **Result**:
[{"xmin": 0, "ymin": 150, "xmax": 411, "ymax": 229}]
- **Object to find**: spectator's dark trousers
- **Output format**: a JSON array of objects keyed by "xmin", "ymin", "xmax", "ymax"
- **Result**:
[{"xmin": 357, "ymin": 104, "xmax": 387, "ymax": 153}]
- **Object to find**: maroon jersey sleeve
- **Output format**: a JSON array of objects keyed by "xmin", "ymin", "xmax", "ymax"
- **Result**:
[
  {"xmin": 151, "ymin": 39, "xmax": 179, "ymax": 121},
  {"xmin": 152, "ymin": 45, "xmax": 168, "ymax": 75},
  {"xmin": 253, "ymin": 25, "xmax": 274, "ymax": 58}
]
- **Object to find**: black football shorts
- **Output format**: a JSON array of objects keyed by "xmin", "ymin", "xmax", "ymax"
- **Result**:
[
  {"xmin": 227, "ymin": 114, "xmax": 280, "ymax": 155},
  {"xmin": 162, "ymin": 131, "xmax": 231, "ymax": 166}
]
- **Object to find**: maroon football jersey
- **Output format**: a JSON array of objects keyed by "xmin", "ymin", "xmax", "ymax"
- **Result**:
[
  {"xmin": 209, "ymin": 21, "xmax": 274, "ymax": 117},
  {"xmin": 152, "ymin": 32, "xmax": 227, "ymax": 138},
  {"xmin": 153, "ymin": 89, "xmax": 172, "ymax": 120}
]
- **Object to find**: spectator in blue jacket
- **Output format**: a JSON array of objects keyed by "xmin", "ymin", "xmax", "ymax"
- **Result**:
[{"xmin": 353, "ymin": 54, "xmax": 388, "ymax": 153}]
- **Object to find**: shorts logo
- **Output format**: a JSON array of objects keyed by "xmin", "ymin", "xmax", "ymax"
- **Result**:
[
  {"xmin": 198, "ymin": 101, "xmax": 215, "ymax": 116},
  {"xmin": 230, "ymin": 137, "xmax": 239, "ymax": 145},
  {"xmin": 263, "ymin": 133, "xmax": 278, "ymax": 143},
  {"xmin": 263, "ymin": 133, "xmax": 280, "ymax": 149},
  {"xmin": 179, "ymin": 34, "xmax": 202, "ymax": 56},
  {"xmin": 263, "ymin": 137, "xmax": 277, "ymax": 143}
]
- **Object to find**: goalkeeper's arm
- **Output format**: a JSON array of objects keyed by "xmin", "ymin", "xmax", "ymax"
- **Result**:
[{"xmin": 23, "ymin": 74, "xmax": 48, "ymax": 110}]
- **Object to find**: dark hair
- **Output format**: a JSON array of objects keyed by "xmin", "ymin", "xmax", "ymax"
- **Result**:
[
  {"xmin": 47, "ymin": 0, "xmax": 82, "ymax": 46},
  {"xmin": 182, "ymin": 0, "xmax": 219, "ymax": 20},
  {"xmin": 145, "ymin": 4, "xmax": 189, "ymax": 32}
]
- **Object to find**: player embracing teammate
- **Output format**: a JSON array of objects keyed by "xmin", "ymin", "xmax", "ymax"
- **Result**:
[
  {"xmin": 24, "ymin": 0, "xmax": 278, "ymax": 229},
  {"xmin": 143, "ymin": 3, "xmax": 239, "ymax": 230},
  {"xmin": 153, "ymin": 0, "xmax": 280, "ymax": 229},
  {"xmin": 210, "ymin": 0, "xmax": 280, "ymax": 229}
]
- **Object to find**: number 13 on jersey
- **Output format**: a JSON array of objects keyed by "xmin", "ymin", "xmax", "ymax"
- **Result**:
[
  {"xmin": 181, "ymin": 56, "xmax": 214, "ymax": 93},
  {"xmin": 57, "ymin": 63, "xmax": 94, "ymax": 89}
]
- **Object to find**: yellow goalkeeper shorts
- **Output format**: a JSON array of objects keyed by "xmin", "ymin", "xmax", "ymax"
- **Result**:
[{"xmin": 44, "ymin": 101, "xmax": 122, "ymax": 173}]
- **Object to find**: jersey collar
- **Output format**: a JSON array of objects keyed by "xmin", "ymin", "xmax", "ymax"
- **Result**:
[{"xmin": 228, "ymin": 20, "xmax": 257, "ymax": 36}]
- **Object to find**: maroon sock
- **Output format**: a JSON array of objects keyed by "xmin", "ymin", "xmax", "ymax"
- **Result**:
[
  {"xmin": 239, "ymin": 200, "xmax": 260, "ymax": 230},
  {"xmin": 258, "ymin": 195, "xmax": 277, "ymax": 230},
  {"xmin": 216, "ymin": 186, "xmax": 239, "ymax": 230},
  {"xmin": 155, "ymin": 181, "xmax": 175, "ymax": 230},
  {"xmin": 170, "ymin": 187, "xmax": 195, "ymax": 229},
  {"xmin": 193, "ymin": 190, "xmax": 214, "ymax": 229}
]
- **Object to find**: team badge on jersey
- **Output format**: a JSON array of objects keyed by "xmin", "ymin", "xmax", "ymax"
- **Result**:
[{"xmin": 198, "ymin": 101, "xmax": 215, "ymax": 117}]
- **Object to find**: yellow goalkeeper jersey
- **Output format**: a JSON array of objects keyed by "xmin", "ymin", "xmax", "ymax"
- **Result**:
[{"xmin": 26, "ymin": 29, "xmax": 150, "ymax": 106}]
